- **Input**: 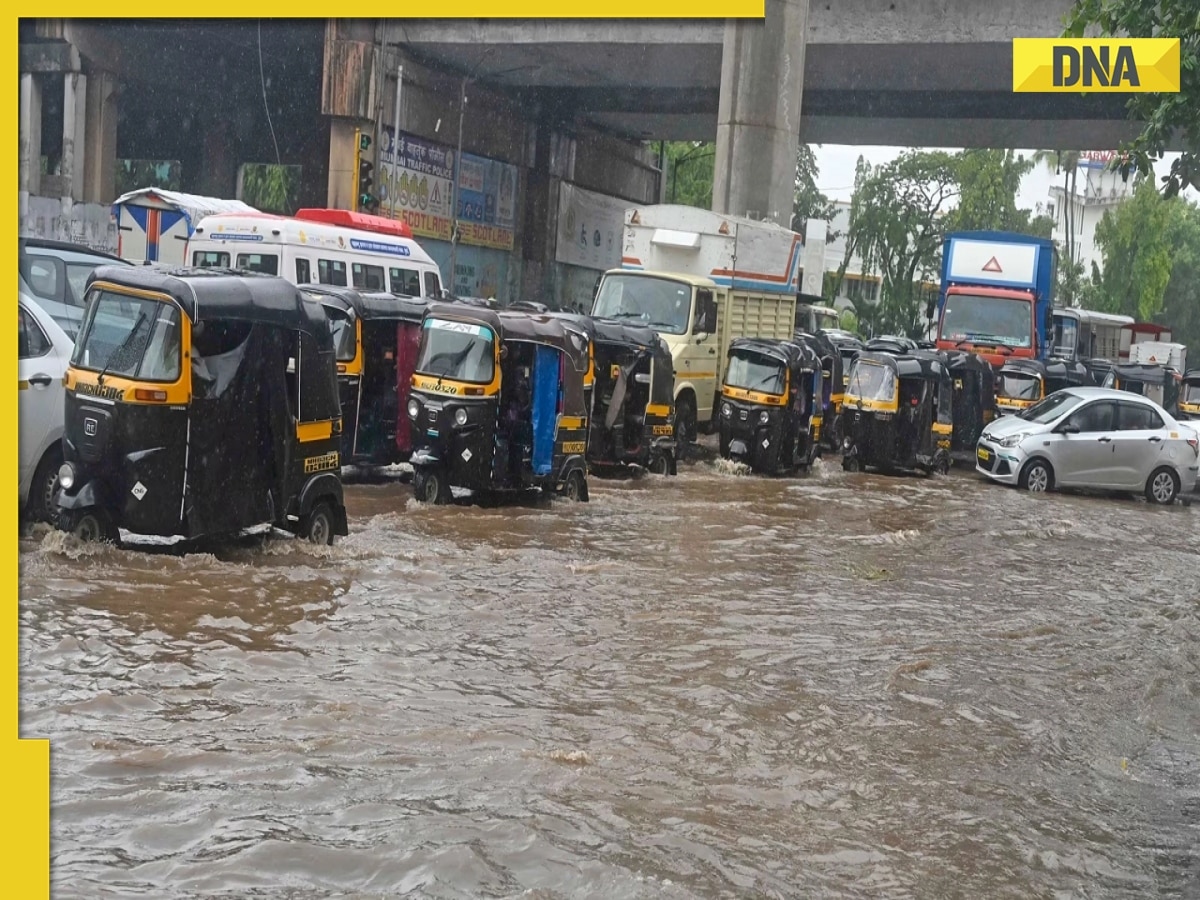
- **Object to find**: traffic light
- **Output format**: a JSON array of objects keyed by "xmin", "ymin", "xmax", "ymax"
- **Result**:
[
  {"xmin": 359, "ymin": 132, "xmax": 372, "ymax": 153},
  {"xmin": 358, "ymin": 158, "xmax": 379, "ymax": 213}
]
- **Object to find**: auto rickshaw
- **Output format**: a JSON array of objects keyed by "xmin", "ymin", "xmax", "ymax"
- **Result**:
[
  {"xmin": 942, "ymin": 349, "xmax": 997, "ymax": 458},
  {"xmin": 407, "ymin": 303, "xmax": 592, "ymax": 504},
  {"xmin": 864, "ymin": 335, "xmax": 919, "ymax": 355},
  {"xmin": 55, "ymin": 265, "xmax": 350, "ymax": 545},
  {"xmin": 301, "ymin": 285, "xmax": 431, "ymax": 469},
  {"xmin": 1181, "ymin": 369, "xmax": 1200, "ymax": 420},
  {"xmin": 995, "ymin": 357, "xmax": 1092, "ymax": 416},
  {"xmin": 824, "ymin": 330, "xmax": 865, "ymax": 392},
  {"xmin": 718, "ymin": 337, "xmax": 823, "ymax": 475},
  {"xmin": 552, "ymin": 312, "xmax": 678, "ymax": 475},
  {"xmin": 841, "ymin": 351, "xmax": 953, "ymax": 476},
  {"xmin": 1103, "ymin": 364, "xmax": 1183, "ymax": 416},
  {"xmin": 795, "ymin": 329, "xmax": 846, "ymax": 453}
]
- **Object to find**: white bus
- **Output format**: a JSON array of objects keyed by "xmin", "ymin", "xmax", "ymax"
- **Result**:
[{"xmin": 186, "ymin": 208, "xmax": 445, "ymax": 298}]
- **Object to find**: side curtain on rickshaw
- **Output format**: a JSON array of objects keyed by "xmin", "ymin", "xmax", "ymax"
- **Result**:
[
  {"xmin": 394, "ymin": 321, "xmax": 422, "ymax": 454},
  {"xmin": 530, "ymin": 343, "xmax": 561, "ymax": 476},
  {"xmin": 187, "ymin": 321, "xmax": 288, "ymax": 533}
]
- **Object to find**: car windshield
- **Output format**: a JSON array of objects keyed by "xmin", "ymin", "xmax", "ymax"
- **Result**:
[
  {"xmin": 939, "ymin": 294, "xmax": 1032, "ymax": 348},
  {"xmin": 998, "ymin": 372, "xmax": 1042, "ymax": 400},
  {"xmin": 1018, "ymin": 391, "xmax": 1084, "ymax": 423},
  {"xmin": 72, "ymin": 290, "xmax": 183, "ymax": 382},
  {"xmin": 725, "ymin": 350, "xmax": 785, "ymax": 395},
  {"xmin": 846, "ymin": 360, "xmax": 896, "ymax": 403},
  {"xmin": 592, "ymin": 274, "xmax": 692, "ymax": 335},
  {"xmin": 414, "ymin": 317, "xmax": 495, "ymax": 384}
]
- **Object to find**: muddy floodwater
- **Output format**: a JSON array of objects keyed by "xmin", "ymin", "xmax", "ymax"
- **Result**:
[{"xmin": 18, "ymin": 444, "xmax": 1200, "ymax": 899}]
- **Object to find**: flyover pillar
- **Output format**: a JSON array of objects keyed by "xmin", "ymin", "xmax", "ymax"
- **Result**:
[
  {"xmin": 712, "ymin": 0, "xmax": 809, "ymax": 228},
  {"xmin": 19, "ymin": 73, "xmax": 42, "ymax": 219}
]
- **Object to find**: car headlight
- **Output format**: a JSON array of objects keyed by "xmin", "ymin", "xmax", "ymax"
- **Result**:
[
  {"xmin": 407, "ymin": 398, "xmax": 420, "ymax": 419},
  {"xmin": 721, "ymin": 402, "xmax": 732, "ymax": 418},
  {"xmin": 454, "ymin": 407, "xmax": 468, "ymax": 426},
  {"xmin": 57, "ymin": 462, "xmax": 76, "ymax": 490},
  {"xmin": 759, "ymin": 410, "xmax": 770, "ymax": 425},
  {"xmin": 998, "ymin": 432, "xmax": 1029, "ymax": 448}
]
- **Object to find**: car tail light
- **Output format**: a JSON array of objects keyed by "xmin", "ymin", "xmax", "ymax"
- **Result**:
[{"xmin": 1188, "ymin": 436, "xmax": 1198, "ymax": 458}]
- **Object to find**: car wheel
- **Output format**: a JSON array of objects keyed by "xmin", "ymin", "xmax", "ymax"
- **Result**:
[
  {"xmin": 1019, "ymin": 458, "xmax": 1053, "ymax": 494},
  {"xmin": 28, "ymin": 447, "xmax": 63, "ymax": 524},
  {"xmin": 1145, "ymin": 466, "xmax": 1180, "ymax": 505},
  {"xmin": 301, "ymin": 500, "xmax": 336, "ymax": 545}
]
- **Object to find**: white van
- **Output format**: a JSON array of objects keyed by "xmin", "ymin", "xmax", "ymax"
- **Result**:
[{"xmin": 186, "ymin": 208, "xmax": 445, "ymax": 299}]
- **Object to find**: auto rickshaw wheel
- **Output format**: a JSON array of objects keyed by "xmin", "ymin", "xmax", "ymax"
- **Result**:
[
  {"xmin": 935, "ymin": 456, "xmax": 951, "ymax": 476},
  {"xmin": 842, "ymin": 454, "xmax": 860, "ymax": 473},
  {"xmin": 649, "ymin": 454, "xmax": 670, "ymax": 476},
  {"xmin": 413, "ymin": 467, "xmax": 452, "ymax": 505},
  {"xmin": 72, "ymin": 509, "xmax": 119, "ymax": 545},
  {"xmin": 302, "ymin": 500, "xmax": 336, "ymax": 546},
  {"xmin": 28, "ymin": 448, "xmax": 63, "ymax": 525},
  {"xmin": 563, "ymin": 469, "xmax": 589, "ymax": 502}
]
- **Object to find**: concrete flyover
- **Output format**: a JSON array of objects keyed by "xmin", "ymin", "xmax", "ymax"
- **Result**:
[{"xmin": 393, "ymin": 1, "xmax": 1158, "ymax": 151}]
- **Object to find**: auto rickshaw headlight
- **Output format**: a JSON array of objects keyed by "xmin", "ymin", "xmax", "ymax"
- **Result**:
[
  {"xmin": 721, "ymin": 402, "xmax": 732, "ymax": 418},
  {"xmin": 407, "ymin": 398, "xmax": 420, "ymax": 419},
  {"xmin": 454, "ymin": 407, "xmax": 468, "ymax": 426},
  {"xmin": 58, "ymin": 462, "xmax": 75, "ymax": 491},
  {"xmin": 759, "ymin": 410, "xmax": 770, "ymax": 425}
]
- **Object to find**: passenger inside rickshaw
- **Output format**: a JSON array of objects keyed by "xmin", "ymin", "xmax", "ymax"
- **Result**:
[{"xmin": 360, "ymin": 324, "xmax": 399, "ymax": 452}]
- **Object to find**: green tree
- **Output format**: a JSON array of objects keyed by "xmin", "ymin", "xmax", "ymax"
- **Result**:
[
  {"xmin": 1160, "ymin": 199, "xmax": 1200, "ymax": 359},
  {"xmin": 946, "ymin": 149, "xmax": 1041, "ymax": 234},
  {"xmin": 838, "ymin": 307, "xmax": 860, "ymax": 335},
  {"xmin": 1064, "ymin": 1, "xmax": 1199, "ymax": 198},
  {"xmin": 1091, "ymin": 176, "xmax": 1179, "ymax": 321},
  {"xmin": 793, "ymin": 144, "xmax": 836, "ymax": 229},
  {"xmin": 839, "ymin": 150, "xmax": 959, "ymax": 339},
  {"xmin": 240, "ymin": 163, "xmax": 301, "ymax": 215},
  {"xmin": 663, "ymin": 142, "xmax": 715, "ymax": 208}
]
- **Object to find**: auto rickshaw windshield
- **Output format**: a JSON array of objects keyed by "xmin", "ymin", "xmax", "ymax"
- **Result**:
[
  {"xmin": 71, "ymin": 290, "xmax": 182, "ymax": 382},
  {"xmin": 725, "ymin": 350, "xmax": 786, "ymax": 395},
  {"xmin": 415, "ymin": 317, "xmax": 496, "ymax": 384},
  {"xmin": 328, "ymin": 312, "xmax": 357, "ymax": 362},
  {"xmin": 847, "ymin": 360, "xmax": 896, "ymax": 402},
  {"xmin": 1182, "ymin": 380, "xmax": 1200, "ymax": 404},
  {"xmin": 998, "ymin": 372, "xmax": 1041, "ymax": 400}
]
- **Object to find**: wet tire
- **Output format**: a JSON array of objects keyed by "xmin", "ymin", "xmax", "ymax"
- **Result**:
[
  {"xmin": 413, "ymin": 468, "xmax": 451, "ymax": 505},
  {"xmin": 648, "ymin": 454, "xmax": 671, "ymax": 476},
  {"xmin": 563, "ymin": 469, "xmax": 589, "ymax": 502},
  {"xmin": 675, "ymin": 397, "xmax": 697, "ymax": 460},
  {"xmin": 27, "ymin": 447, "xmax": 63, "ymax": 524},
  {"xmin": 72, "ymin": 509, "xmax": 118, "ymax": 545},
  {"xmin": 302, "ymin": 500, "xmax": 336, "ymax": 546},
  {"xmin": 936, "ymin": 456, "xmax": 951, "ymax": 476},
  {"xmin": 1145, "ymin": 467, "xmax": 1180, "ymax": 505},
  {"xmin": 1019, "ymin": 458, "xmax": 1054, "ymax": 494},
  {"xmin": 842, "ymin": 454, "xmax": 860, "ymax": 473}
]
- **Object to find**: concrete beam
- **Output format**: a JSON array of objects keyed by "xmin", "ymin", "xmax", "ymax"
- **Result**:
[{"xmin": 19, "ymin": 39, "xmax": 81, "ymax": 73}]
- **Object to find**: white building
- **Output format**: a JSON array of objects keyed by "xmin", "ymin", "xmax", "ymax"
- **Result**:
[{"xmin": 1046, "ymin": 152, "xmax": 1136, "ymax": 279}]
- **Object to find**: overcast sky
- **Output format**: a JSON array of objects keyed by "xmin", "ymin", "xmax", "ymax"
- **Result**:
[{"xmin": 810, "ymin": 146, "xmax": 1192, "ymax": 213}]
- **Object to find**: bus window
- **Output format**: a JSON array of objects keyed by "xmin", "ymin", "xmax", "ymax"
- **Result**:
[
  {"xmin": 424, "ymin": 271, "xmax": 442, "ymax": 298},
  {"xmin": 318, "ymin": 259, "xmax": 348, "ymax": 287},
  {"xmin": 389, "ymin": 267, "xmax": 422, "ymax": 296},
  {"xmin": 193, "ymin": 251, "xmax": 229, "ymax": 268},
  {"xmin": 235, "ymin": 253, "xmax": 279, "ymax": 275},
  {"xmin": 352, "ymin": 263, "xmax": 385, "ymax": 291},
  {"xmin": 296, "ymin": 258, "xmax": 312, "ymax": 284}
]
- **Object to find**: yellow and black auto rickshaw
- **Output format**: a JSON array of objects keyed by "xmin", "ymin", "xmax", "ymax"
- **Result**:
[
  {"xmin": 55, "ymin": 265, "xmax": 350, "ymax": 545},
  {"xmin": 1103, "ymin": 364, "xmax": 1183, "ymax": 417},
  {"xmin": 795, "ymin": 328, "xmax": 846, "ymax": 452},
  {"xmin": 300, "ymin": 285, "xmax": 431, "ymax": 469},
  {"xmin": 841, "ymin": 350, "xmax": 953, "ymax": 476},
  {"xmin": 995, "ymin": 357, "xmax": 1093, "ymax": 416},
  {"xmin": 941, "ymin": 349, "xmax": 997, "ymax": 459},
  {"xmin": 718, "ymin": 337, "xmax": 823, "ymax": 475},
  {"xmin": 1181, "ymin": 369, "xmax": 1200, "ymax": 420},
  {"xmin": 553, "ymin": 312, "xmax": 678, "ymax": 475},
  {"xmin": 406, "ymin": 303, "xmax": 593, "ymax": 504}
]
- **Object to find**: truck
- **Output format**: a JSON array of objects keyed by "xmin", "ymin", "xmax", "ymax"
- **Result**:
[
  {"xmin": 591, "ymin": 204, "xmax": 802, "ymax": 449},
  {"xmin": 933, "ymin": 231, "xmax": 1057, "ymax": 368},
  {"xmin": 796, "ymin": 292, "xmax": 841, "ymax": 333},
  {"xmin": 112, "ymin": 187, "xmax": 258, "ymax": 265}
]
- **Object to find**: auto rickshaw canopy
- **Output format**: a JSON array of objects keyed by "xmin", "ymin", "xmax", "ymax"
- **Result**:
[{"xmin": 301, "ymin": 284, "xmax": 432, "ymax": 324}]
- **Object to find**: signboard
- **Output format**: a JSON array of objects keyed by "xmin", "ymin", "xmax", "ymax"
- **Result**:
[
  {"xmin": 555, "ymin": 182, "xmax": 626, "ymax": 271},
  {"xmin": 946, "ymin": 239, "xmax": 1039, "ymax": 288},
  {"xmin": 378, "ymin": 127, "xmax": 518, "ymax": 252}
]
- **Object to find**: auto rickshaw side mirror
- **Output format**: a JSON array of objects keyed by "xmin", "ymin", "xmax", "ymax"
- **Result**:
[{"xmin": 287, "ymin": 357, "xmax": 296, "ymax": 373}]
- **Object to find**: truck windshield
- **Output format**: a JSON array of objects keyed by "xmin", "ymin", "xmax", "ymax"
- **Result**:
[
  {"xmin": 592, "ymin": 274, "xmax": 692, "ymax": 335},
  {"xmin": 846, "ymin": 360, "xmax": 896, "ymax": 403},
  {"xmin": 72, "ymin": 290, "xmax": 182, "ymax": 382},
  {"xmin": 415, "ymin": 318, "xmax": 495, "ymax": 384},
  {"xmin": 998, "ymin": 372, "xmax": 1041, "ymax": 401},
  {"xmin": 725, "ymin": 350, "xmax": 785, "ymax": 395},
  {"xmin": 939, "ymin": 294, "xmax": 1032, "ymax": 349}
]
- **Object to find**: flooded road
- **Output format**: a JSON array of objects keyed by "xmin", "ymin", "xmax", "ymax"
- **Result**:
[{"xmin": 18, "ymin": 446, "xmax": 1200, "ymax": 898}]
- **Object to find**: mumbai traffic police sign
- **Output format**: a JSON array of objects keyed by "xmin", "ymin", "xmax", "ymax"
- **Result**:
[{"xmin": 1012, "ymin": 38, "xmax": 1180, "ymax": 93}]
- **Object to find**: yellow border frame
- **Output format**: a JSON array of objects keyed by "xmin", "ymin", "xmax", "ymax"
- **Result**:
[{"xmin": 9, "ymin": 12, "xmax": 768, "ymax": 894}]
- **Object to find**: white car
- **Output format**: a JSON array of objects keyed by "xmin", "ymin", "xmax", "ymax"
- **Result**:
[
  {"xmin": 976, "ymin": 386, "xmax": 1199, "ymax": 505},
  {"xmin": 19, "ymin": 289, "xmax": 73, "ymax": 523}
]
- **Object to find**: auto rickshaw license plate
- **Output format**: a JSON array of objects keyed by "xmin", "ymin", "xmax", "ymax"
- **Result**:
[{"xmin": 977, "ymin": 448, "xmax": 990, "ymax": 463}]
